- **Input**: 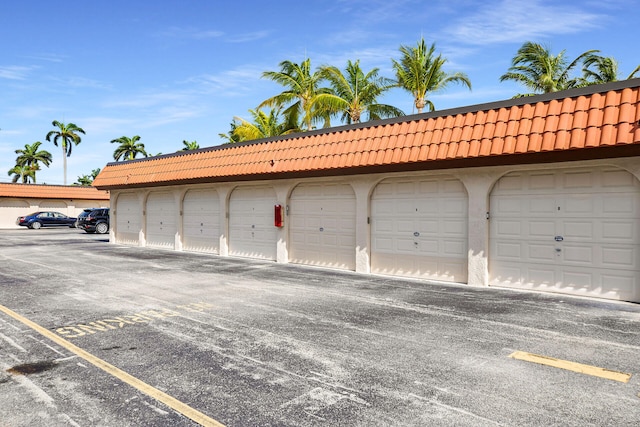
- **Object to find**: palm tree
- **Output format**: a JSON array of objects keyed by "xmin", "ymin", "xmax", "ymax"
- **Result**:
[
  {"xmin": 8, "ymin": 164, "xmax": 39, "ymax": 183},
  {"xmin": 500, "ymin": 41, "xmax": 597, "ymax": 96},
  {"xmin": 74, "ymin": 174, "xmax": 94, "ymax": 186},
  {"xmin": 219, "ymin": 121, "xmax": 242, "ymax": 144},
  {"xmin": 233, "ymin": 107, "xmax": 299, "ymax": 141},
  {"xmin": 392, "ymin": 38, "xmax": 471, "ymax": 113},
  {"xmin": 111, "ymin": 135, "xmax": 148, "ymax": 161},
  {"xmin": 74, "ymin": 168, "xmax": 101, "ymax": 186},
  {"xmin": 181, "ymin": 140, "xmax": 200, "ymax": 151},
  {"xmin": 15, "ymin": 141, "xmax": 52, "ymax": 170},
  {"xmin": 45, "ymin": 120, "xmax": 86, "ymax": 185},
  {"xmin": 317, "ymin": 60, "xmax": 404, "ymax": 124},
  {"xmin": 259, "ymin": 58, "xmax": 332, "ymax": 131},
  {"xmin": 580, "ymin": 54, "xmax": 640, "ymax": 85}
]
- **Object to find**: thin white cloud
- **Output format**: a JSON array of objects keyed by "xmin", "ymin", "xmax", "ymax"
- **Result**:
[
  {"xmin": 323, "ymin": 29, "xmax": 379, "ymax": 46},
  {"xmin": 0, "ymin": 128, "xmax": 23, "ymax": 136},
  {"xmin": 312, "ymin": 47, "xmax": 400, "ymax": 74},
  {"xmin": 102, "ymin": 90, "xmax": 192, "ymax": 109},
  {"xmin": 80, "ymin": 105, "xmax": 207, "ymax": 136},
  {"xmin": 227, "ymin": 30, "xmax": 271, "ymax": 43},
  {"xmin": 0, "ymin": 65, "xmax": 36, "ymax": 80},
  {"xmin": 8, "ymin": 105, "xmax": 57, "ymax": 120},
  {"xmin": 159, "ymin": 26, "xmax": 224, "ymax": 40},
  {"xmin": 49, "ymin": 76, "xmax": 112, "ymax": 90},
  {"xmin": 76, "ymin": 116, "xmax": 136, "ymax": 135},
  {"xmin": 23, "ymin": 53, "xmax": 66, "ymax": 63},
  {"xmin": 139, "ymin": 107, "xmax": 204, "ymax": 129},
  {"xmin": 187, "ymin": 67, "xmax": 264, "ymax": 96},
  {"xmin": 447, "ymin": 0, "xmax": 603, "ymax": 45},
  {"xmin": 330, "ymin": 0, "xmax": 418, "ymax": 24}
]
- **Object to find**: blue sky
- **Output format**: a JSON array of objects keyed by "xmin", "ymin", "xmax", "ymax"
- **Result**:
[{"xmin": 1, "ymin": 0, "xmax": 639, "ymax": 185}]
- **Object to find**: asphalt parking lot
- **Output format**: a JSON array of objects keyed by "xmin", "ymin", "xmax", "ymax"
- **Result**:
[{"xmin": 0, "ymin": 229, "xmax": 639, "ymax": 426}]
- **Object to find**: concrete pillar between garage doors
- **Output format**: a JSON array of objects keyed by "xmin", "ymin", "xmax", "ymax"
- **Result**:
[
  {"xmin": 350, "ymin": 179, "xmax": 374, "ymax": 274},
  {"xmin": 216, "ymin": 186, "xmax": 233, "ymax": 257},
  {"xmin": 175, "ymin": 190, "xmax": 184, "ymax": 251},
  {"xmin": 273, "ymin": 183, "xmax": 290, "ymax": 264},
  {"xmin": 138, "ymin": 192, "xmax": 146, "ymax": 247},
  {"xmin": 456, "ymin": 172, "xmax": 500, "ymax": 287}
]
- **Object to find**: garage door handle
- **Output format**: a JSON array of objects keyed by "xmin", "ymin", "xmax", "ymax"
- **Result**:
[{"xmin": 554, "ymin": 236, "xmax": 563, "ymax": 242}]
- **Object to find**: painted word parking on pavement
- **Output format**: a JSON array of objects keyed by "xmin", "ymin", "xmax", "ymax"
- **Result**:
[{"xmin": 55, "ymin": 302, "xmax": 213, "ymax": 339}]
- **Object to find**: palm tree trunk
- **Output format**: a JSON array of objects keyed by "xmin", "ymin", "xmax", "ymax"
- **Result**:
[{"xmin": 62, "ymin": 143, "xmax": 67, "ymax": 185}]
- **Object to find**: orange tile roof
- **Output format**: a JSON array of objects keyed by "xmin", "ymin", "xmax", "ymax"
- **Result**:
[
  {"xmin": 0, "ymin": 183, "xmax": 109, "ymax": 200},
  {"xmin": 93, "ymin": 79, "xmax": 640, "ymax": 190}
]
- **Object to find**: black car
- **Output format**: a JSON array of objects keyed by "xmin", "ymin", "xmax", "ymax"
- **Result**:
[
  {"xmin": 74, "ymin": 208, "xmax": 95, "ymax": 228},
  {"xmin": 77, "ymin": 208, "xmax": 110, "ymax": 234},
  {"xmin": 16, "ymin": 211, "xmax": 77, "ymax": 229}
]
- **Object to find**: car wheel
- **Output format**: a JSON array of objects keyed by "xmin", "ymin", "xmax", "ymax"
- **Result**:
[
  {"xmin": 95, "ymin": 222, "xmax": 109, "ymax": 234},
  {"xmin": 31, "ymin": 221, "xmax": 42, "ymax": 230}
]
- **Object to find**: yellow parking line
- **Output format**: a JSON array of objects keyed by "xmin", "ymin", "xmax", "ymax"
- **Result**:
[
  {"xmin": 0, "ymin": 304, "xmax": 226, "ymax": 427},
  {"xmin": 509, "ymin": 350, "xmax": 631, "ymax": 383}
]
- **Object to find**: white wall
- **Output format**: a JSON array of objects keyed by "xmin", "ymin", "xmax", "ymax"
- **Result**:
[{"xmin": 108, "ymin": 157, "xmax": 640, "ymax": 303}]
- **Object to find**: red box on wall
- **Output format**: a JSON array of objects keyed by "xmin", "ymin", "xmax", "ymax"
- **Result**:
[{"xmin": 274, "ymin": 204, "xmax": 284, "ymax": 227}]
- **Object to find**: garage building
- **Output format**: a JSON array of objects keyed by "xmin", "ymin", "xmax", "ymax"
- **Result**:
[
  {"xmin": 0, "ymin": 183, "xmax": 109, "ymax": 229},
  {"xmin": 93, "ymin": 79, "xmax": 640, "ymax": 303}
]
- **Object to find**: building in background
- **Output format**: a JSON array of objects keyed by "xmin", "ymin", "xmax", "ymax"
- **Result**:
[{"xmin": 0, "ymin": 183, "xmax": 109, "ymax": 229}]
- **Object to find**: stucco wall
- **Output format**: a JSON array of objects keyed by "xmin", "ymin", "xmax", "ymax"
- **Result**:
[{"xmin": 106, "ymin": 157, "xmax": 640, "ymax": 303}]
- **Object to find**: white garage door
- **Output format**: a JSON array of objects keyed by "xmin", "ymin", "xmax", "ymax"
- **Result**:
[
  {"xmin": 371, "ymin": 176, "xmax": 468, "ymax": 282},
  {"xmin": 289, "ymin": 183, "xmax": 356, "ymax": 270},
  {"xmin": 116, "ymin": 193, "xmax": 140, "ymax": 244},
  {"xmin": 229, "ymin": 186, "xmax": 277, "ymax": 260},
  {"xmin": 182, "ymin": 189, "xmax": 220, "ymax": 253},
  {"xmin": 146, "ymin": 192, "xmax": 176, "ymax": 249},
  {"xmin": 489, "ymin": 167, "xmax": 640, "ymax": 302},
  {"xmin": 0, "ymin": 199, "xmax": 30, "ymax": 229}
]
